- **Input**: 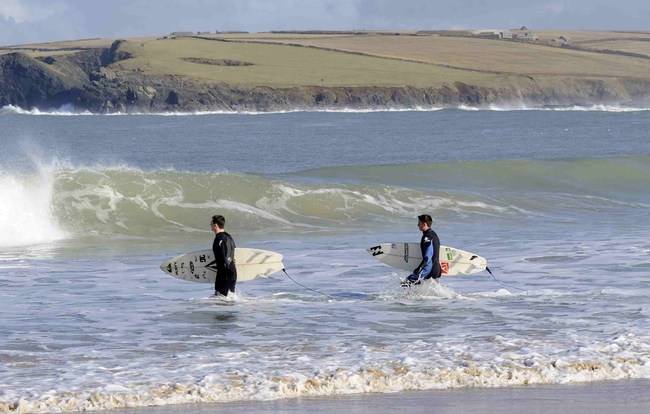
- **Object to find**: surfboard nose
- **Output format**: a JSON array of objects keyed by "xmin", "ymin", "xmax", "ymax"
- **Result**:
[
  {"xmin": 367, "ymin": 245, "xmax": 385, "ymax": 257},
  {"xmin": 160, "ymin": 261, "xmax": 172, "ymax": 274}
]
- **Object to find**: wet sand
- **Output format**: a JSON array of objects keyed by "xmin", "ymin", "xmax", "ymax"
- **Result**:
[{"xmin": 123, "ymin": 379, "xmax": 650, "ymax": 414}]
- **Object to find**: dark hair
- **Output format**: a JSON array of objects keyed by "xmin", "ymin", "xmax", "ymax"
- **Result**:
[
  {"xmin": 418, "ymin": 214, "xmax": 433, "ymax": 227},
  {"xmin": 211, "ymin": 215, "xmax": 226, "ymax": 229}
]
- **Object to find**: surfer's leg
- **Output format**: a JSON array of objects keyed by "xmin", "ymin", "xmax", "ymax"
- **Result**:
[
  {"xmin": 228, "ymin": 271, "xmax": 237, "ymax": 294},
  {"xmin": 214, "ymin": 273, "xmax": 229, "ymax": 296}
]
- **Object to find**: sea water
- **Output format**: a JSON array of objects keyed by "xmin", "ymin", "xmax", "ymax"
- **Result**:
[{"xmin": 1, "ymin": 106, "xmax": 650, "ymax": 412}]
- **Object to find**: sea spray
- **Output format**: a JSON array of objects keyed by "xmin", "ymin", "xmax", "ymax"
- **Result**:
[{"xmin": 0, "ymin": 168, "xmax": 68, "ymax": 247}]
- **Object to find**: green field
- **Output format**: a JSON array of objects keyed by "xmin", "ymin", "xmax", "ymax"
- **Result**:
[
  {"xmin": 233, "ymin": 34, "xmax": 650, "ymax": 79},
  {"xmin": 2, "ymin": 30, "xmax": 650, "ymax": 89},
  {"xmin": 113, "ymin": 37, "xmax": 499, "ymax": 87}
]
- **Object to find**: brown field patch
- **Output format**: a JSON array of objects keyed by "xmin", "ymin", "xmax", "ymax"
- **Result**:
[
  {"xmin": 180, "ymin": 57, "xmax": 253, "ymax": 66},
  {"xmin": 0, "ymin": 49, "xmax": 79, "ymax": 58},
  {"xmin": 578, "ymin": 40, "xmax": 650, "ymax": 56},
  {"xmin": 234, "ymin": 35, "xmax": 650, "ymax": 79}
]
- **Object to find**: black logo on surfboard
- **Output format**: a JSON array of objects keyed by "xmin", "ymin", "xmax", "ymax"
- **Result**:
[{"xmin": 369, "ymin": 245, "xmax": 383, "ymax": 256}]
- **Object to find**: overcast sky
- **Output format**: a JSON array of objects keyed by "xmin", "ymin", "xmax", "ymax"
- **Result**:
[{"xmin": 1, "ymin": 0, "xmax": 648, "ymax": 46}]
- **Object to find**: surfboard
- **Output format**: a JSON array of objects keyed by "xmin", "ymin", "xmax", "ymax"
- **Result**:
[
  {"xmin": 160, "ymin": 248, "xmax": 284, "ymax": 283},
  {"xmin": 367, "ymin": 243, "xmax": 486, "ymax": 276}
]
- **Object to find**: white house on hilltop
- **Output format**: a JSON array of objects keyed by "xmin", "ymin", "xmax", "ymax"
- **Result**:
[{"xmin": 520, "ymin": 32, "xmax": 538, "ymax": 41}]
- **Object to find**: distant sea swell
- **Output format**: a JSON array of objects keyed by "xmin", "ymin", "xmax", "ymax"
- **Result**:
[{"xmin": 2, "ymin": 103, "xmax": 650, "ymax": 116}]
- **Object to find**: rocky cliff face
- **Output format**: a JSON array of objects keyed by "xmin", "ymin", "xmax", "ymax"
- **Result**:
[
  {"xmin": 2, "ymin": 40, "xmax": 650, "ymax": 113},
  {"xmin": 76, "ymin": 76, "xmax": 650, "ymax": 113},
  {"xmin": 0, "ymin": 52, "xmax": 76, "ymax": 108}
]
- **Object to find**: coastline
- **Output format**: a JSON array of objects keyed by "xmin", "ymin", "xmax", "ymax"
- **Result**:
[{"xmin": 2, "ymin": 35, "xmax": 650, "ymax": 114}]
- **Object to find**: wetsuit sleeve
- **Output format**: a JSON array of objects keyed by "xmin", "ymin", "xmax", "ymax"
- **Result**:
[
  {"xmin": 213, "ymin": 237, "xmax": 228, "ymax": 270},
  {"xmin": 206, "ymin": 237, "xmax": 218, "ymax": 268},
  {"xmin": 414, "ymin": 238, "xmax": 433, "ymax": 275}
]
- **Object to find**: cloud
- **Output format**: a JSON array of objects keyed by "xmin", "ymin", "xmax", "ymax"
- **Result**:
[
  {"xmin": 0, "ymin": 0, "xmax": 29, "ymax": 23},
  {"xmin": 3, "ymin": 0, "xmax": 650, "ymax": 46},
  {"xmin": 27, "ymin": 2, "xmax": 68, "ymax": 22}
]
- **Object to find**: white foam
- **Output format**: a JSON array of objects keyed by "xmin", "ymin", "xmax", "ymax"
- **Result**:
[
  {"xmin": 2, "ymin": 337, "xmax": 649, "ymax": 413},
  {"xmin": 377, "ymin": 272, "xmax": 462, "ymax": 300},
  {"xmin": 256, "ymin": 184, "xmax": 511, "ymax": 223},
  {"xmin": 0, "ymin": 169, "xmax": 69, "ymax": 248},
  {"xmin": 0, "ymin": 104, "xmax": 93, "ymax": 116},
  {"xmin": 198, "ymin": 199, "xmax": 295, "ymax": 226},
  {"xmin": 0, "ymin": 104, "xmax": 447, "ymax": 116},
  {"xmin": 5, "ymin": 103, "xmax": 647, "ymax": 117},
  {"xmin": 483, "ymin": 103, "xmax": 650, "ymax": 112}
]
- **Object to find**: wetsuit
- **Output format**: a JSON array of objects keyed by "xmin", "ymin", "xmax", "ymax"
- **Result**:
[
  {"xmin": 212, "ymin": 232, "xmax": 237, "ymax": 296},
  {"xmin": 405, "ymin": 228, "xmax": 441, "ymax": 285}
]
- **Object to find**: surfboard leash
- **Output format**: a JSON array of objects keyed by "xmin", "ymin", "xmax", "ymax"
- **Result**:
[
  {"xmin": 282, "ymin": 269, "xmax": 335, "ymax": 300},
  {"xmin": 486, "ymin": 266, "xmax": 528, "ymax": 295}
]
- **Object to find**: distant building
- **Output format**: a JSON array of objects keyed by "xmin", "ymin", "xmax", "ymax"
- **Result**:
[
  {"xmin": 520, "ymin": 32, "xmax": 538, "ymax": 41},
  {"xmin": 500, "ymin": 29, "xmax": 513, "ymax": 39},
  {"xmin": 197, "ymin": 31, "xmax": 211, "ymax": 35},
  {"xmin": 170, "ymin": 31, "xmax": 193, "ymax": 37},
  {"xmin": 559, "ymin": 35, "xmax": 571, "ymax": 44}
]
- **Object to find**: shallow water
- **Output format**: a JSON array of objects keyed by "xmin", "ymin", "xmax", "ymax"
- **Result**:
[{"xmin": 1, "ymin": 106, "xmax": 649, "ymax": 412}]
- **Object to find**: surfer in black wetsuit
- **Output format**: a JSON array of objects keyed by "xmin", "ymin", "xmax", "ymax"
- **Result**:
[
  {"xmin": 208, "ymin": 215, "xmax": 237, "ymax": 297},
  {"xmin": 402, "ymin": 214, "xmax": 441, "ymax": 287}
]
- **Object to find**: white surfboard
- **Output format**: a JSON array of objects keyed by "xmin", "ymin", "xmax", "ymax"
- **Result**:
[
  {"xmin": 367, "ymin": 243, "xmax": 486, "ymax": 276},
  {"xmin": 160, "ymin": 248, "xmax": 284, "ymax": 283}
]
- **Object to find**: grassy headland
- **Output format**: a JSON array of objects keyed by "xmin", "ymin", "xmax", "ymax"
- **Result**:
[{"xmin": 1, "ymin": 30, "xmax": 650, "ymax": 112}]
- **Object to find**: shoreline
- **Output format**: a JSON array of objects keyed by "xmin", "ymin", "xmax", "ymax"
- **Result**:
[
  {"xmin": 99, "ymin": 379, "xmax": 650, "ymax": 414},
  {"xmin": 2, "ymin": 101, "xmax": 649, "ymax": 117}
]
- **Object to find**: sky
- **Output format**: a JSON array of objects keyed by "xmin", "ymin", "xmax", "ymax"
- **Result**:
[{"xmin": 1, "ymin": 0, "xmax": 649, "ymax": 46}]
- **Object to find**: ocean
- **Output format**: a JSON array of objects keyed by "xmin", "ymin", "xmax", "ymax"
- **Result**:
[{"xmin": 1, "ymin": 105, "xmax": 649, "ymax": 412}]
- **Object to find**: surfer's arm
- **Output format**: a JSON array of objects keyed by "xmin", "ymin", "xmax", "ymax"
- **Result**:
[
  {"xmin": 414, "ymin": 240, "xmax": 434, "ymax": 275},
  {"xmin": 213, "ymin": 237, "xmax": 228, "ymax": 269}
]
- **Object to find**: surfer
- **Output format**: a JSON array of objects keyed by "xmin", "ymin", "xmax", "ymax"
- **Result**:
[
  {"xmin": 208, "ymin": 215, "xmax": 238, "ymax": 297},
  {"xmin": 402, "ymin": 214, "xmax": 441, "ymax": 287}
]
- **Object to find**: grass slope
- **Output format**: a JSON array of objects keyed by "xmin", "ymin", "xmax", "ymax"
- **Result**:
[
  {"xmin": 234, "ymin": 35, "xmax": 650, "ymax": 79},
  {"xmin": 113, "ymin": 37, "xmax": 499, "ymax": 87}
]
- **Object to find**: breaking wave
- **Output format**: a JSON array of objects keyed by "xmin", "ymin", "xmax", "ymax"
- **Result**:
[{"xmin": 1, "ymin": 155, "xmax": 648, "ymax": 246}]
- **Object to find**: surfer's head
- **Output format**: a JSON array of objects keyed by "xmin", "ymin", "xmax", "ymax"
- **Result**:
[
  {"xmin": 417, "ymin": 214, "xmax": 432, "ymax": 231},
  {"xmin": 211, "ymin": 215, "xmax": 226, "ymax": 232}
]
